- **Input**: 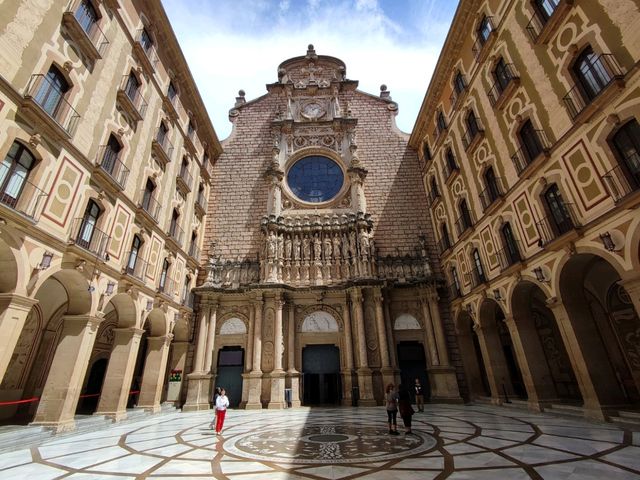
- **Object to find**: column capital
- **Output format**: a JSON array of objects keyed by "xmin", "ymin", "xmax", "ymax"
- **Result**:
[
  {"xmin": 349, "ymin": 287, "xmax": 363, "ymax": 303},
  {"xmin": 0, "ymin": 293, "xmax": 38, "ymax": 311},
  {"xmin": 113, "ymin": 327, "xmax": 145, "ymax": 338},
  {"xmin": 372, "ymin": 287, "xmax": 383, "ymax": 304},
  {"xmin": 147, "ymin": 334, "xmax": 174, "ymax": 347}
]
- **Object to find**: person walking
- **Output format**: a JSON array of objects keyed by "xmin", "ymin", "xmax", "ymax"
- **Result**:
[
  {"xmin": 414, "ymin": 378, "xmax": 424, "ymax": 413},
  {"xmin": 398, "ymin": 384, "xmax": 415, "ymax": 435},
  {"xmin": 215, "ymin": 387, "xmax": 230, "ymax": 435},
  {"xmin": 210, "ymin": 386, "xmax": 222, "ymax": 430},
  {"xmin": 385, "ymin": 384, "xmax": 400, "ymax": 435}
]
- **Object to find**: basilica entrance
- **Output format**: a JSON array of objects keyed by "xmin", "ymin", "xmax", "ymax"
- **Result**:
[
  {"xmin": 397, "ymin": 342, "xmax": 430, "ymax": 398},
  {"xmin": 302, "ymin": 345, "xmax": 341, "ymax": 406},
  {"xmin": 216, "ymin": 347, "xmax": 244, "ymax": 408}
]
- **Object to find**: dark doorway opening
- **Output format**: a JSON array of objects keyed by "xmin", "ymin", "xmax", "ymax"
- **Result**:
[
  {"xmin": 302, "ymin": 345, "xmax": 341, "ymax": 406},
  {"xmin": 77, "ymin": 358, "xmax": 108, "ymax": 414},
  {"xmin": 216, "ymin": 347, "xmax": 244, "ymax": 408},
  {"xmin": 397, "ymin": 342, "xmax": 430, "ymax": 399}
]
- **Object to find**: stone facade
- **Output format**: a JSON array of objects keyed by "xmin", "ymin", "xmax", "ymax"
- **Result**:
[
  {"xmin": 410, "ymin": 0, "xmax": 640, "ymax": 420},
  {"xmin": 187, "ymin": 45, "xmax": 463, "ymax": 409},
  {"xmin": 0, "ymin": 0, "xmax": 221, "ymax": 431}
]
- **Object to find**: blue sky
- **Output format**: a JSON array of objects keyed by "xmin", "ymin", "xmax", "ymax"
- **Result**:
[{"xmin": 162, "ymin": 0, "xmax": 458, "ymax": 140}]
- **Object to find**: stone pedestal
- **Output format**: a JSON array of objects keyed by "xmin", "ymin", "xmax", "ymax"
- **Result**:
[
  {"xmin": 244, "ymin": 372, "xmax": 263, "ymax": 409},
  {"xmin": 137, "ymin": 335, "xmax": 172, "ymax": 413},
  {"xmin": 182, "ymin": 373, "xmax": 213, "ymax": 411},
  {"xmin": 0, "ymin": 294, "xmax": 38, "ymax": 384},
  {"xmin": 31, "ymin": 315, "xmax": 103, "ymax": 432},
  {"xmin": 268, "ymin": 370, "xmax": 286, "ymax": 409},
  {"xmin": 428, "ymin": 366, "xmax": 463, "ymax": 403},
  {"xmin": 356, "ymin": 367, "xmax": 376, "ymax": 406},
  {"xmin": 95, "ymin": 328, "xmax": 144, "ymax": 420}
]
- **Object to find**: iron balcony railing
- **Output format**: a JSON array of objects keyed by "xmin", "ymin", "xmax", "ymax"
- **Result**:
[
  {"xmin": 135, "ymin": 29, "xmax": 159, "ymax": 67},
  {"xmin": 563, "ymin": 53, "xmax": 624, "ymax": 120},
  {"xmin": 449, "ymin": 282, "xmax": 461, "ymax": 300},
  {"xmin": 139, "ymin": 189, "xmax": 161, "ymax": 221},
  {"xmin": 443, "ymin": 160, "xmax": 459, "ymax": 181},
  {"xmin": 472, "ymin": 16, "xmax": 495, "ymax": 60},
  {"xmin": 124, "ymin": 252, "xmax": 149, "ymax": 281},
  {"xmin": 188, "ymin": 242, "xmax": 200, "ymax": 260},
  {"xmin": 177, "ymin": 166, "xmax": 193, "ymax": 190},
  {"xmin": 602, "ymin": 161, "xmax": 640, "ymax": 203},
  {"xmin": 168, "ymin": 222, "xmax": 184, "ymax": 247},
  {"xmin": 118, "ymin": 74, "xmax": 148, "ymax": 118},
  {"xmin": 154, "ymin": 130, "xmax": 174, "ymax": 160},
  {"xmin": 535, "ymin": 203, "xmax": 580, "ymax": 246},
  {"xmin": 158, "ymin": 276, "xmax": 176, "ymax": 297},
  {"xmin": 470, "ymin": 265, "xmax": 487, "ymax": 289},
  {"xmin": 496, "ymin": 241, "xmax": 523, "ymax": 272},
  {"xmin": 511, "ymin": 129, "xmax": 550, "ymax": 175},
  {"xmin": 0, "ymin": 163, "xmax": 48, "ymax": 220},
  {"xmin": 487, "ymin": 63, "xmax": 520, "ymax": 107},
  {"xmin": 526, "ymin": 0, "xmax": 560, "ymax": 42},
  {"xmin": 64, "ymin": 0, "xmax": 109, "ymax": 56},
  {"xmin": 182, "ymin": 291, "xmax": 195, "ymax": 309},
  {"xmin": 427, "ymin": 187, "xmax": 440, "ymax": 206},
  {"xmin": 462, "ymin": 115, "xmax": 484, "ymax": 150},
  {"xmin": 455, "ymin": 211, "xmax": 475, "ymax": 237},
  {"xmin": 479, "ymin": 177, "xmax": 506, "ymax": 211},
  {"xmin": 437, "ymin": 236, "xmax": 451, "ymax": 255},
  {"xmin": 195, "ymin": 192, "xmax": 208, "ymax": 213},
  {"xmin": 25, "ymin": 74, "xmax": 81, "ymax": 135},
  {"xmin": 70, "ymin": 218, "xmax": 110, "ymax": 258},
  {"xmin": 96, "ymin": 145, "xmax": 129, "ymax": 188}
]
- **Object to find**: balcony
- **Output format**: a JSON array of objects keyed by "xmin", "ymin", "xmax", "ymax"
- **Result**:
[
  {"xmin": 471, "ymin": 17, "xmax": 496, "ymax": 63},
  {"xmin": 535, "ymin": 203, "xmax": 581, "ymax": 247},
  {"xmin": 437, "ymin": 236, "xmax": 452, "ymax": 256},
  {"xmin": 69, "ymin": 218, "xmax": 110, "ymax": 258},
  {"xmin": 526, "ymin": 0, "xmax": 574, "ymax": 44},
  {"xmin": 62, "ymin": 1, "xmax": 109, "ymax": 62},
  {"xmin": 188, "ymin": 243, "xmax": 201, "ymax": 260},
  {"xmin": 496, "ymin": 242, "xmax": 523, "ymax": 272},
  {"xmin": 443, "ymin": 162, "xmax": 459, "ymax": 183},
  {"xmin": 511, "ymin": 130, "xmax": 550, "ymax": 176},
  {"xmin": 563, "ymin": 54, "xmax": 624, "ymax": 121},
  {"xmin": 433, "ymin": 122, "xmax": 447, "ymax": 149},
  {"xmin": 449, "ymin": 282, "xmax": 461, "ymax": 300},
  {"xmin": 427, "ymin": 188, "xmax": 440, "ymax": 207},
  {"xmin": 158, "ymin": 277, "xmax": 176, "ymax": 299},
  {"xmin": 469, "ymin": 266, "xmax": 487, "ymax": 290},
  {"xmin": 123, "ymin": 254, "xmax": 149, "ymax": 282},
  {"xmin": 487, "ymin": 64, "xmax": 520, "ymax": 109},
  {"xmin": 152, "ymin": 133, "xmax": 174, "ymax": 168},
  {"xmin": 133, "ymin": 29, "xmax": 158, "ymax": 74},
  {"xmin": 194, "ymin": 193, "xmax": 207, "ymax": 216},
  {"xmin": 167, "ymin": 222, "xmax": 184, "ymax": 249},
  {"xmin": 479, "ymin": 177, "xmax": 506, "ymax": 212},
  {"xmin": 182, "ymin": 291, "xmax": 195, "ymax": 309},
  {"xmin": 455, "ymin": 211, "xmax": 475, "ymax": 237},
  {"xmin": 462, "ymin": 116, "xmax": 485, "ymax": 153},
  {"xmin": 450, "ymin": 80, "xmax": 466, "ymax": 111},
  {"xmin": 21, "ymin": 74, "xmax": 80, "ymax": 139},
  {"xmin": 0, "ymin": 164, "xmax": 48, "ymax": 221},
  {"xmin": 602, "ymin": 161, "xmax": 640, "ymax": 204},
  {"xmin": 116, "ymin": 75, "xmax": 147, "ymax": 123},
  {"xmin": 176, "ymin": 167, "xmax": 193, "ymax": 195},
  {"xmin": 94, "ymin": 145, "xmax": 129, "ymax": 191},
  {"xmin": 137, "ymin": 190, "xmax": 161, "ymax": 223}
]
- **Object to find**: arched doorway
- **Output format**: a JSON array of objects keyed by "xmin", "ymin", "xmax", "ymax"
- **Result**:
[
  {"xmin": 302, "ymin": 345, "xmax": 341, "ymax": 405},
  {"xmin": 397, "ymin": 341, "xmax": 430, "ymax": 399},
  {"xmin": 559, "ymin": 254, "xmax": 640, "ymax": 407},
  {"xmin": 216, "ymin": 346, "xmax": 244, "ymax": 408},
  {"xmin": 456, "ymin": 311, "xmax": 490, "ymax": 400},
  {"xmin": 511, "ymin": 281, "xmax": 581, "ymax": 404},
  {"xmin": 77, "ymin": 358, "xmax": 108, "ymax": 414}
]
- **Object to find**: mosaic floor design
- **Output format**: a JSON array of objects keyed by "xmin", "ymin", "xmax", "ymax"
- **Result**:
[{"xmin": 1, "ymin": 405, "xmax": 639, "ymax": 479}]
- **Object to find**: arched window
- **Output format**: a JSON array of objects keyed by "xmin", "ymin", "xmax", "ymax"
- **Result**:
[
  {"xmin": 167, "ymin": 81, "xmax": 178, "ymax": 102},
  {"xmin": 126, "ymin": 234, "xmax": 143, "ymax": 273},
  {"xmin": 518, "ymin": 119, "xmax": 544, "ymax": 164},
  {"xmin": 445, "ymin": 148, "xmax": 457, "ymax": 174},
  {"xmin": 142, "ymin": 178, "xmax": 156, "ymax": 212},
  {"xmin": 493, "ymin": 57, "xmax": 512, "ymax": 93},
  {"xmin": 501, "ymin": 222, "xmax": 521, "ymax": 266},
  {"xmin": 156, "ymin": 121, "xmax": 168, "ymax": 145},
  {"xmin": 482, "ymin": 166, "xmax": 502, "ymax": 206},
  {"xmin": 169, "ymin": 209, "xmax": 180, "ymax": 238},
  {"xmin": 543, "ymin": 184, "xmax": 573, "ymax": 235},
  {"xmin": 187, "ymin": 120, "xmax": 196, "ymax": 138},
  {"xmin": 451, "ymin": 266, "xmax": 461, "ymax": 297},
  {"xmin": 180, "ymin": 158, "xmax": 189, "ymax": 177},
  {"xmin": 466, "ymin": 110, "xmax": 481, "ymax": 138},
  {"xmin": 75, "ymin": 0, "xmax": 98, "ymax": 35},
  {"xmin": 0, "ymin": 141, "xmax": 36, "ymax": 209},
  {"xmin": 477, "ymin": 15, "xmax": 492, "ymax": 45},
  {"xmin": 423, "ymin": 142, "xmax": 432, "ymax": 161},
  {"xmin": 181, "ymin": 275, "xmax": 191, "ymax": 304},
  {"xmin": 534, "ymin": 0, "xmax": 559, "ymax": 21},
  {"xmin": 453, "ymin": 71, "xmax": 466, "ymax": 95},
  {"xmin": 572, "ymin": 46, "xmax": 611, "ymax": 102},
  {"xmin": 189, "ymin": 231, "xmax": 198, "ymax": 258},
  {"xmin": 124, "ymin": 71, "xmax": 140, "ymax": 103},
  {"xmin": 77, "ymin": 199, "xmax": 101, "ymax": 249},
  {"xmin": 437, "ymin": 111, "xmax": 447, "ymax": 132},
  {"xmin": 100, "ymin": 134, "xmax": 122, "ymax": 176},
  {"xmin": 458, "ymin": 199, "xmax": 473, "ymax": 233},
  {"xmin": 139, "ymin": 27, "xmax": 153, "ymax": 52},
  {"xmin": 159, "ymin": 258, "xmax": 170, "ymax": 290},
  {"xmin": 430, "ymin": 177, "xmax": 439, "ymax": 200},
  {"xmin": 472, "ymin": 248, "xmax": 486, "ymax": 284},
  {"xmin": 610, "ymin": 119, "xmax": 640, "ymax": 189},
  {"xmin": 440, "ymin": 223, "xmax": 451, "ymax": 251},
  {"xmin": 35, "ymin": 66, "xmax": 69, "ymax": 117}
]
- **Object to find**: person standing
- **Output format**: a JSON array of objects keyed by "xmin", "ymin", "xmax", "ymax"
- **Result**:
[
  {"xmin": 414, "ymin": 378, "xmax": 424, "ymax": 413},
  {"xmin": 215, "ymin": 387, "xmax": 230, "ymax": 435},
  {"xmin": 398, "ymin": 384, "xmax": 415, "ymax": 435},
  {"xmin": 210, "ymin": 386, "xmax": 222, "ymax": 430},
  {"xmin": 385, "ymin": 384, "xmax": 400, "ymax": 435}
]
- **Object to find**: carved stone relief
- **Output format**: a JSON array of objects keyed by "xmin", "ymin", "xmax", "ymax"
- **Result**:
[
  {"xmin": 301, "ymin": 311, "xmax": 339, "ymax": 332},
  {"xmin": 219, "ymin": 317, "xmax": 247, "ymax": 335}
]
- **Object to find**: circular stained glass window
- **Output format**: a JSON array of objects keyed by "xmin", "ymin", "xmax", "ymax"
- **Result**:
[{"xmin": 287, "ymin": 156, "xmax": 344, "ymax": 203}]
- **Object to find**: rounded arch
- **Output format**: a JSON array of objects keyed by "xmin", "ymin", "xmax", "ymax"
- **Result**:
[
  {"xmin": 144, "ymin": 308, "xmax": 167, "ymax": 336},
  {"xmin": 219, "ymin": 317, "xmax": 248, "ymax": 335},
  {"xmin": 299, "ymin": 308, "xmax": 340, "ymax": 333},
  {"xmin": 32, "ymin": 268, "xmax": 93, "ymax": 316},
  {"xmin": 393, "ymin": 313, "xmax": 421, "ymax": 331},
  {"xmin": 103, "ymin": 292, "xmax": 138, "ymax": 328},
  {"xmin": 0, "ymin": 236, "xmax": 21, "ymax": 294}
]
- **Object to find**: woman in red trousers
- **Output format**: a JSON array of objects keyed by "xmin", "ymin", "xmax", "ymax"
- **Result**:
[{"xmin": 215, "ymin": 387, "xmax": 230, "ymax": 435}]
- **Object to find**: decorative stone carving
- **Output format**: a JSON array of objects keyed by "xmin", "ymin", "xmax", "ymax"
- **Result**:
[
  {"xmin": 219, "ymin": 317, "xmax": 247, "ymax": 335},
  {"xmin": 301, "ymin": 311, "xmax": 339, "ymax": 332},
  {"xmin": 394, "ymin": 314, "xmax": 421, "ymax": 331}
]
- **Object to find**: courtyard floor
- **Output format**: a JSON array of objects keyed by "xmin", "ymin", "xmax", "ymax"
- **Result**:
[{"xmin": 1, "ymin": 405, "xmax": 639, "ymax": 479}]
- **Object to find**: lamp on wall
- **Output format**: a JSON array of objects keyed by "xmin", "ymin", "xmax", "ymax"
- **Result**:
[
  {"xmin": 146, "ymin": 299, "xmax": 154, "ymax": 312},
  {"xmin": 38, "ymin": 251, "xmax": 54, "ymax": 270},
  {"xmin": 105, "ymin": 281, "xmax": 115, "ymax": 296},
  {"xmin": 493, "ymin": 289, "xmax": 503, "ymax": 302},
  {"xmin": 465, "ymin": 303, "xmax": 474, "ymax": 317},
  {"xmin": 599, "ymin": 232, "xmax": 616, "ymax": 251},
  {"xmin": 533, "ymin": 267, "xmax": 547, "ymax": 283}
]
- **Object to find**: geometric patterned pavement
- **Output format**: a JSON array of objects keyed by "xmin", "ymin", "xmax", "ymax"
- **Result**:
[{"xmin": 1, "ymin": 405, "xmax": 639, "ymax": 479}]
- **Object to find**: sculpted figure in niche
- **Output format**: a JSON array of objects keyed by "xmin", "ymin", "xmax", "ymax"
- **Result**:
[
  {"xmin": 302, "ymin": 235, "xmax": 311, "ymax": 261},
  {"xmin": 324, "ymin": 236, "xmax": 333, "ymax": 260},
  {"xmin": 333, "ymin": 234, "xmax": 342, "ymax": 261},
  {"xmin": 293, "ymin": 235, "xmax": 301, "ymax": 261},
  {"xmin": 349, "ymin": 231, "xmax": 357, "ymax": 258},
  {"xmin": 267, "ymin": 231, "xmax": 277, "ymax": 259},
  {"xmin": 359, "ymin": 231, "xmax": 370, "ymax": 257},
  {"xmin": 369, "ymin": 239, "xmax": 376, "ymax": 258},
  {"xmin": 342, "ymin": 233, "xmax": 350, "ymax": 260},
  {"xmin": 277, "ymin": 233, "xmax": 284, "ymax": 260},
  {"xmin": 313, "ymin": 234, "xmax": 322, "ymax": 261},
  {"xmin": 284, "ymin": 235, "xmax": 292, "ymax": 260}
]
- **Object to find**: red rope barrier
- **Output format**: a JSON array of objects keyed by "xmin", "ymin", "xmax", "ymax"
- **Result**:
[{"xmin": 0, "ymin": 390, "xmax": 141, "ymax": 407}]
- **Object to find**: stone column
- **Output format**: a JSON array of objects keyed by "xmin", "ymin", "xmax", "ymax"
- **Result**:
[
  {"xmin": 165, "ymin": 340, "xmax": 189, "ymax": 405},
  {"xmin": 383, "ymin": 294, "xmax": 401, "ymax": 385},
  {"xmin": 373, "ymin": 288, "xmax": 394, "ymax": 388},
  {"xmin": 31, "ymin": 315, "xmax": 103, "ymax": 432},
  {"xmin": 245, "ymin": 294, "xmax": 264, "ymax": 409},
  {"xmin": 341, "ymin": 294, "xmax": 355, "ymax": 406},
  {"xmin": 203, "ymin": 302, "xmax": 219, "ymax": 373},
  {"xmin": 183, "ymin": 303, "xmax": 212, "ymax": 411},
  {"xmin": 269, "ymin": 296, "xmax": 286, "ymax": 408},
  {"xmin": 95, "ymin": 327, "xmax": 144, "ymax": 421},
  {"xmin": 423, "ymin": 288, "xmax": 462, "ymax": 402},
  {"xmin": 546, "ymin": 298, "xmax": 607, "ymax": 420},
  {"xmin": 137, "ymin": 334, "xmax": 173, "ymax": 413},
  {"xmin": 0, "ymin": 294, "xmax": 38, "ymax": 384},
  {"xmin": 473, "ymin": 323, "xmax": 512, "ymax": 404},
  {"xmin": 420, "ymin": 298, "xmax": 440, "ymax": 365},
  {"xmin": 351, "ymin": 288, "xmax": 375, "ymax": 405},
  {"xmin": 286, "ymin": 300, "xmax": 301, "ymax": 407},
  {"xmin": 240, "ymin": 302, "xmax": 255, "ymax": 408}
]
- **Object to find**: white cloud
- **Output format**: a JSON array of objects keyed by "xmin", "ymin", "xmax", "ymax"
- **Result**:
[{"xmin": 163, "ymin": 0, "xmax": 453, "ymax": 140}]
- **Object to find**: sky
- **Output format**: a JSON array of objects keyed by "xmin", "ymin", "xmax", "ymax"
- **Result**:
[{"xmin": 162, "ymin": 0, "xmax": 459, "ymax": 140}]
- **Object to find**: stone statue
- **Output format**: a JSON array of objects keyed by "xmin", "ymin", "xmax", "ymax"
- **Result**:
[
  {"xmin": 419, "ymin": 236, "xmax": 428, "ymax": 258},
  {"xmin": 359, "ymin": 231, "xmax": 370, "ymax": 256},
  {"xmin": 267, "ymin": 231, "xmax": 277, "ymax": 259},
  {"xmin": 333, "ymin": 234, "xmax": 342, "ymax": 260},
  {"xmin": 313, "ymin": 234, "xmax": 322, "ymax": 261},
  {"xmin": 293, "ymin": 235, "xmax": 301, "ymax": 261},
  {"xmin": 302, "ymin": 235, "xmax": 311, "ymax": 261},
  {"xmin": 369, "ymin": 239, "xmax": 376, "ymax": 258},
  {"xmin": 342, "ymin": 233, "xmax": 350, "ymax": 260},
  {"xmin": 277, "ymin": 233, "xmax": 284, "ymax": 260},
  {"xmin": 324, "ymin": 236, "xmax": 333, "ymax": 260},
  {"xmin": 349, "ymin": 231, "xmax": 357, "ymax": 258},
  {"xmin": 284, "ymin": 235, "xmax": 292, "ymax": 260}
]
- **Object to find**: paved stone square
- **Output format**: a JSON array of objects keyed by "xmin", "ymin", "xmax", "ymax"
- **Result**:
[{"xmin": 1, "ymin": 405, "xmax": 640, "ymax": 479}]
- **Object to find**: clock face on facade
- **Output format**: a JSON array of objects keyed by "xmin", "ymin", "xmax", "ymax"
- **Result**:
[
  {"xmin": 287, "ymin": 156, "xmax": 344, "ymax": 203},
  {"xmin": 301, "ymin": 102, "xmax": 325, "ymax": 120}
]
